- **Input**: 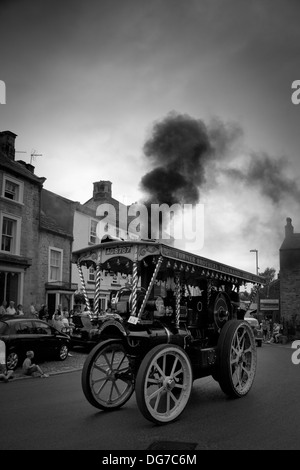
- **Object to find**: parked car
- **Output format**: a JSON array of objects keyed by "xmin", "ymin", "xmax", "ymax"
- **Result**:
[
  {"xmin": 244, "ymin": 312, "xmax": 263, "ymax": 347},
  {"xmin": 0, "ymin": 316, "xmax": 70, "ymax": 370}
]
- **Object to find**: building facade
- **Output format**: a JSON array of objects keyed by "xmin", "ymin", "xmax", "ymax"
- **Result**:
[
  {"xmin": 280, "ymin": 217, "xmax": 300, "ymax": 333},
  {"xmin": 40, "ymin": 189, "xmax": 77, "ymax": 316},
  {"xmin": 0, "ymin": 131, "xmax": 76, "ymax": 315},
  {"xmin": 0, "ymin": 131, "xmax": 45, "ymax": 310},
  {"xmin": 72, "ymin": 180, "xmax": 131, "ymax": 312}
]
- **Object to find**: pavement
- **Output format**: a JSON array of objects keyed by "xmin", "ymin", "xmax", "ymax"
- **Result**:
[{"xmin": 6, "ymin": 348, "xmax": 89, "ymax": 381}]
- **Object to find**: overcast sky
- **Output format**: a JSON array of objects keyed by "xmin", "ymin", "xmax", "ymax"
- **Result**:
[{"xmin": 1, "ymin": 0, "xmax": 300, "ymax": 275}]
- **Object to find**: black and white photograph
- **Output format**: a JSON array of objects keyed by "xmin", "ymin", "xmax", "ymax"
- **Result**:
[{"xmin": 1, "ymin": 0, "xmax": 300, "ymax": 453}]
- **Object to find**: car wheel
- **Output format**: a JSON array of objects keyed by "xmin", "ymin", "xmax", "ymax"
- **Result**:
[
  {"xmin": 6, "ymin": 350, "xmax": 19, "ymax": 370},
  {"xmin": 58, "ymin": 344, "xmax": 69, "ymax": 361}
]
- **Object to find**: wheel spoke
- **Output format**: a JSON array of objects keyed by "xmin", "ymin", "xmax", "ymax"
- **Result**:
[
  {"xmin": 93, "ymin": 363, "xmax": 107, "ymax": 374},
  {"xmin": 170, "ymin": 356, "xmax": 179, "ymax": 376},
  {"xmin": 166, "ymin": 390, "xmax": 171, "ymax": 414},
  {"xmin": 92, "ymin": 376, "xmax": 107, "ymax": 385},
  {"xmin": 116, "ymin": 353, "xmax": 126, "ymax": 370},
  {"xmin": 153, "ymin": 360, "xmax": 166, "ymax": 380},
  {"xmin": 95, "ymin": 378, "xmax": 110, "ymax": 396},
  {"xmin": 169, "ymin": 390, "xmax": 180, "ymax": 407},
  {"xmin": 173, "ymin": 367, "xmax": 184, "ymax": 378},
  {"xmin": 230, "ymin": 355, "xmax": 239, "ymax": 365},
  {"xmin": 111, "ymin": 380, "xmax": 122, "ymax": 399},
  {"xmin": 147, "ymin": 384, "xmax": 164, "ymax": 402},
  {"xmin": 241, "ymin": 364, "xmax": 250, "ymax": 376},
  {"xmin": 147, "ymin": 377, "xmax": 160, "ymax": 385},
  {"xmin": 232, "ymin": 365, "xmax": 242, "ymax": 389}
]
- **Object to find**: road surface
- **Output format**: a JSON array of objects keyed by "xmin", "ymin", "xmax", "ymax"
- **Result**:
[{"xmin": 0, "ymin": 343, "xmax": 299, "ymax": 450}]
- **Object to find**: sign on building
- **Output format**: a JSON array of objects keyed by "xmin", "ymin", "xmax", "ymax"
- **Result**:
[{"xmin": 260, "ymin": 299, "xmax": 279, "ymax": 311}]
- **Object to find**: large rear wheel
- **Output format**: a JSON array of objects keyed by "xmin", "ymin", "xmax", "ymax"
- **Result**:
[
  {"xmin": 135, "ymin": 344, "xmax": 193, "ymax": 425},
  {"xmin": 81, "ymin": 339, "xmax": 134, "ymax": 410},
  {"xmin": 216, "ymin": 320, "xmax": 257, "ymax": 398}
]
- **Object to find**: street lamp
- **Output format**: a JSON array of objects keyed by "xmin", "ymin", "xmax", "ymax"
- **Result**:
[{"xmin": 250, "ymin": 249, "xmax": 259, "ymax": 275}]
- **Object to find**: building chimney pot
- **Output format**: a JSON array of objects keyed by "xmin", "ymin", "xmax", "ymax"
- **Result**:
[
  {"xmin": 0, "ymin": 130, "xmax": 17, "ymax": 160},
  {"xmin": 285, "ymin": 217, "xmax": 294, "ymax": 238},
  {"xmin": 93, "ymin": 180, "xmax": 112, "ymax": 200}
]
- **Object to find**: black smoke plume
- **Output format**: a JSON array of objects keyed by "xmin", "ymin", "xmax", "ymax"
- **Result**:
[
  {"xmin": 139, "ymin": 111, "xmax": 242, "ymax": 206},
  {"xmin": 138, "ymin": 111, "xmax": 242, "ymax": 240},
  {"xmin": 224, "ymin": 152, "xmax": 300, "ymax": 205}
]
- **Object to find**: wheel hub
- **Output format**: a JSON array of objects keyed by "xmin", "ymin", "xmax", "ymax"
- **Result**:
[
  {"xmin": 164, "ymin": 376, "xmax": 176, "ymax": 391},
  {"xmin": 106, "ymin": 368, "xmax": 116, "ymax": 380}
]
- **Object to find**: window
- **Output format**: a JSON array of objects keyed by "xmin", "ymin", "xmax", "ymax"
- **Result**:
[
  {"xmin": 88, "ymin": 266, "xmax": 95, "ymax": 282},
  {"xmin": 0, "ymin": 214, "xmax": 21, "ymax": 254},
  {"xmin": 33, "ymin": 321, "xmax": 51, "ymax": 335},
  {"xmin": 49, "ymin": 248, "xmax": 63, "ymax": 282},
  {"xmin": 89, "ymin": 220, "xmax": 97, "ymax": 244},
  {"xmin": 15, "ymin": 321, "xmax": 34, "ymax": 334},
  {"xmin": 2, "ymin": 175, "xmax": 24, "ymax": 203}
]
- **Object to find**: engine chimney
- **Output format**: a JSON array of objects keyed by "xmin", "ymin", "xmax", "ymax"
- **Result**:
[{"xmin": 0, "ymin": 130, "xmax": 17, "ymax": 160}]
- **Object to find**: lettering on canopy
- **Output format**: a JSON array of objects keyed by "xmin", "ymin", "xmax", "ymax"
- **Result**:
[
  {"xmin": 161, "ymin": 246, "xmax": 260, "ymax": 283},
  {"xmin": 105, "ymin": 246, "xmax": 132, "ymax": 256}
]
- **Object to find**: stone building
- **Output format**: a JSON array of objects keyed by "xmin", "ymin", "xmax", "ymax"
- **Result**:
[
  {"xmin": 40, "ymin": 189, "xmax": 77, "ymax": 316},
  {"xmin": 280, "ymin": 217, "xmax": 300, "ymax": 332},
  {"xmin": 0, "ymin": 130, "xmax": 76, "ymax": 315},
  {"xmin": 72, "ymin": 180, "xmax": 131, "ymax": 312},
  {"xmin": 0, "ymin": 131, "xmax": 45, "ymax": 310}
]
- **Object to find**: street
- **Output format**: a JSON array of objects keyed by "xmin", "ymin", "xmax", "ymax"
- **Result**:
[{"xmin": 0, "ymin": 343, "xmax": 299, "ymax": 450}]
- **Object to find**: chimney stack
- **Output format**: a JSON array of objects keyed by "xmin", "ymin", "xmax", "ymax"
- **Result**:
[
  {"xmin": 0, "ymin": 130, "xmax": 17, "ymax": 160},
  {"xmin": 93, "ymin": 180, "xmax": 112, "ymax": 200},
  {"xmin": 285, "ymin": 217, "xmax": 294, "ymax": 238}
]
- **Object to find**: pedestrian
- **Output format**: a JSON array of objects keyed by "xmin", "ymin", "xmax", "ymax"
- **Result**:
[
  {"xmin": 29, "ymin": 302, "xmax": 38, "ymax": 318},
  {"xmin": 261, "ymin": 317, "xmax": 269, "ymax": 342},
  {"xmin": 39, "ymin": 305, "xmax": 49, "ymax": 322},
  {"xmin": 6, "ymin": 301, "xmax": 16, "ymax": 316},
  {"xmin": 52, "ymin": 309, "xmax": 64, "ymax": 332},
  {"xmin": 273, "ymin": 323, "xmax": 282, "ymax": 343},
  {"xmin": 22, "ymin": 351, "xmax": 48, "ymax": 378},
  {"xmin": 61, "ymin": 307, "xmax": 74, "ymax": 332},
  {"xmin": 0, "ymin": 300, "xmax": 7, "ymax": 318},
  {"xmin": 16, "ymin": 304, "xmax": 25, "ymax": 316},
  {"xmin": 0, "ymin": 363, "xmax": 14, "ymax": 383}
]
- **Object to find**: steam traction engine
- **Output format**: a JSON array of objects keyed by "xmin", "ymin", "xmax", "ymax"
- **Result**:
[{"xmin": 72, "ymin": 238, "xmax": 264, "ymax": 425}]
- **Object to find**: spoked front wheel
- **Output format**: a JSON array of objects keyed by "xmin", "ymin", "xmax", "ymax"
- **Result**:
[
  {"xmin": 216, "ymin": 320, "xmax": 257, "ymax": 398},
  {"xmin": 81, "ymin": 339, "xmax": 134, "ymax": 410},
  {"xmin": 135, "ymin": 344, "xmax": 193, "ymax": 425}
]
